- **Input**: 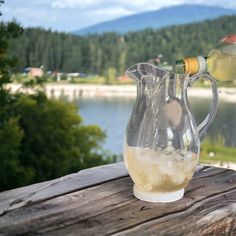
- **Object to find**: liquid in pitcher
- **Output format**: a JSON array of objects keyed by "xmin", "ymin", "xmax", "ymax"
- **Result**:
[{"xmin": 124, "ymin": 144, "xmax": 198, "ymax": 193}]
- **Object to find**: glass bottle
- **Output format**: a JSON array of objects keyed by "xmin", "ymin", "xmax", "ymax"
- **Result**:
[{"xmin": 173, "ymin": 34, "xmax": 236, "ymax": 81}]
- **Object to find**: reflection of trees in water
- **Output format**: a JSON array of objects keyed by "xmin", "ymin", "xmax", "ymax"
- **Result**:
[{"xmin": 190, "ymin": 98, "xmax": 236, "ymax": 147}]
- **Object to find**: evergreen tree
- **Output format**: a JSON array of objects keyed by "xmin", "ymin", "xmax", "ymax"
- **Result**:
[{"xmin": 7, "ymin": 15, "xmax": 236, "ymax": 75}]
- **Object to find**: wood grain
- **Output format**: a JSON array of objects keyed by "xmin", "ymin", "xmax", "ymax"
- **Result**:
[
  {"xmin": 0, "ymin": 163, "xmax": 235, "ymax": 236},
  {"xmin": 0, "ymin": 162, "xmax": 128, "ymax": 216}
]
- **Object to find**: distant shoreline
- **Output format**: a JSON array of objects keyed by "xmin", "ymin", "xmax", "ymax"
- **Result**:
[{"xmin": 7, "ymin": 83, "xmax": 236, "ymax": 102}]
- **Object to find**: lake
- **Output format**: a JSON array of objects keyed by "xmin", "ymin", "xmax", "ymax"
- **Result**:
[{"xmin": 74, "ymin": 96, "xmax": 236, "ymax": 157}]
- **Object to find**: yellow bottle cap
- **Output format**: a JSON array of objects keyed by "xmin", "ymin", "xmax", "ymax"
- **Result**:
[{"xmin": 184, "ymin": 57, "xmax": 200, "ymax": 74}]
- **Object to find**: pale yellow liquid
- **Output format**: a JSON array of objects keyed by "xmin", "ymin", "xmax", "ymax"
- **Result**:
[
  {"xmin": 207, "ymin": 49, "xmax": 236, "ymax": 81},
  {"xmin": 124, "ymin": 145, "xmax": 198, "ymax": 193}
]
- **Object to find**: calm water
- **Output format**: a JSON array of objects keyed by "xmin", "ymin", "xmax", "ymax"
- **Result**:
[{"xmin": 74, "ymin": 96, "xmax": 236, "ymax": 155}]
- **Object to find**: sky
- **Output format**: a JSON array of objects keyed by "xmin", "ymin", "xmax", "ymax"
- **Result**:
[{"xmin": 1, "ymin": 0, "xmax": 236, "ymax": 32}]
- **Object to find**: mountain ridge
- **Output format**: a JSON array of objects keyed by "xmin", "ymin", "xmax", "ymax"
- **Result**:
[{"xmin": 74, "ymin": 4, "xmax": 236, "ymax": 35}]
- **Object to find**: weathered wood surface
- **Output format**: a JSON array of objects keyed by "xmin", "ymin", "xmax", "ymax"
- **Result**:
[
  {"xmin": 0, "ymin": 162, "xmax": 127, "ymax": 215},
  {"xmin": 0, "ymin": 163, "xmax": 235, "ymax": 236}
]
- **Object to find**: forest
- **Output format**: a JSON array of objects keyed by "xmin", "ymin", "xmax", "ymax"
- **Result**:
[{"xmin": 8, "ymin": 15, "xmax": 236, "ymax": 76}]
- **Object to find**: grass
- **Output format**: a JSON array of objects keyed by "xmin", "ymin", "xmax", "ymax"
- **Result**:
[
  {"xmin": 11, "ymin": 73, "xmax": 236, "ymax": 87},
  {"xmin": 12, "ymin": 74, "xmax": 135, "ymax": 85},
  {"xmin": 70, "ymin": 76, "xmax": 135, "ymax": 85},
  {"xmin": 186, "ymin": 76, "xmax": 236, "ymax": 88},
  {"xmin": 200, "ymin": 146, "xmax": 236, "ymax": 163},
  {"xmin": 200, "ymin": 135, "xmax": 236, "ymax": 164},
  {"xmin": 70, "ymin": 76, "xmax": 107, "ymax": 84}
]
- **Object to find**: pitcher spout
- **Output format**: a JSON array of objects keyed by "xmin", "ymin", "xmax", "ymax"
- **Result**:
[
  {"xmin": 125, "ymin": 64, "xmax": 139, "ymax": 81},
  {"xmin": 125, "ymin": 63, "xmax": 170, "ymax": 84}
]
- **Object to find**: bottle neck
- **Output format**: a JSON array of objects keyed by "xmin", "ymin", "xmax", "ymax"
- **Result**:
[{"xmin": 174, "ymin": 56, "xmax": 206, "ymax": 75}]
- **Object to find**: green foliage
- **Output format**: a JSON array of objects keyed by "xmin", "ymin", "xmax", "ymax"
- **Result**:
[
  {"xmin": 0, "ymin": 117, "xmax": 34, "ymax": 190},
  {"xmin": 0, "ymin": 19, "xmax": 23, "ymax": 87},
  {"xmin": 12, "ymin": 92, "xmax": 109, "ymax": 183},
  {"xmin": 7, "ymin": 15, "xmax": 236, "ymax": 75},
  {"xmin": 106, "ymin": 67, "xmax": 117, "ymax": 84},
  {"xmin": 0, "ymin": 3, "xmax": 112, "ymax": 191},
  {"xmin": 0, "ymin": 90, "xmax": 110, "ymax": 191}
]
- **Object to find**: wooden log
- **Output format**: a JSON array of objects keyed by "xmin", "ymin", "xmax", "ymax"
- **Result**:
[
  {"xmin": 0, "ymin": 162, "xmax": 127, "ymax": 215},
  {"xmin": 0, "ymin": 164, "xmax": 205, "ymax": 216},
  {"xmin": 0, "ymin": 163, "xmax": 235, "ymax": 236}
]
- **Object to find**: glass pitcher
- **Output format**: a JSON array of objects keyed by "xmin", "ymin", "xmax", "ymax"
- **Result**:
[{"xmin": 124, "ymin": 63, "xmax": 218, "ymax": 203}]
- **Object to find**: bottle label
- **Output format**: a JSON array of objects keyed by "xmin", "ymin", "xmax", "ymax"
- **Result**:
[{"xmin": 220, "ymin": 34, "xmax": 236, "ymax": 44}]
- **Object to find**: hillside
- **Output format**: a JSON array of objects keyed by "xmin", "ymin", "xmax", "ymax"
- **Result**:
[
  {"xmin": 74, "ymin": 4, "xmax": 236, "ymax": 35},
  {"xmin": 8, "ymin": 15, "xmax": 236, "ymax": 75}
]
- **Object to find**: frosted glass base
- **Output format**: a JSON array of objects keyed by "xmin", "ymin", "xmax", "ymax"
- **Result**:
[{"xmin": 133, "ymin": 185, "xmax": 184, "ymax": 203}]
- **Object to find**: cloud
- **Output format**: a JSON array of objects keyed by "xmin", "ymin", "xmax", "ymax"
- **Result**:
[
  {"xmin": 1, "ymin": 0, "xmax": 236, "ymax": 32},
  {"xmin": 94, "ymin": 6, "xmax": 134, "ymax": 18},
  {"xmin": 51, "ymin": 0, "xmax": 183, "ymax": 11},
  {"xmin": 1, "ymin": 5, "xmax": 58, "ymax": 29},
  {"xmin": 51, "ymin": 0, "xmax": 236, "ymax": 11}
]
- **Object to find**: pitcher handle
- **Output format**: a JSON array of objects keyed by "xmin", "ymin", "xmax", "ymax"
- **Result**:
[{"xmin": 183, "ymin": 72, "xmax": 218, "ymax": 142}]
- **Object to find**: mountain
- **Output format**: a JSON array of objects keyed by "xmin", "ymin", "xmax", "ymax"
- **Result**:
[{"xmin": 74, "ymin": 4, "xmax": 236, "ymax": 35}]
